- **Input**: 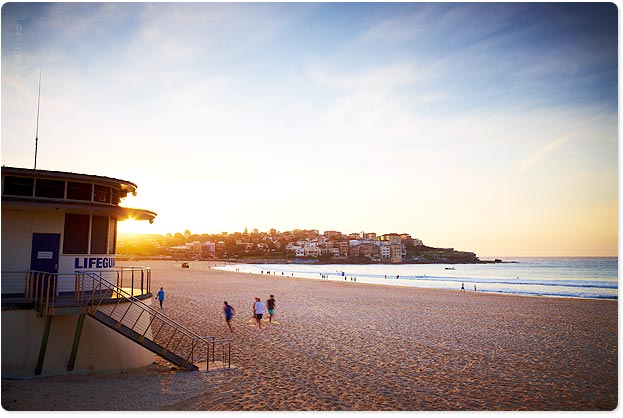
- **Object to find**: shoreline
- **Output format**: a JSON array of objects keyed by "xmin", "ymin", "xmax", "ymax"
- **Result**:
[
  {"xmin": 210, "ymin": 261, "xmax": 617, "ymax": 302},
  {"xmin": 222, "ymin": 268, "xmax": 617, "ymax": 303},
  {"xmin": 2, "ymin": 260, "xmax": 617, "ymax": 411}
]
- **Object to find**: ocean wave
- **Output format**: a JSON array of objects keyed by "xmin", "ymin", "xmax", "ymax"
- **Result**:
[
  {"xmin": 394, "ymin": 275, "xmax": 618, "ymax": 290},
  {"xmin": 218, "ymin": 260, "xmax": 618, "ymax": 300}
]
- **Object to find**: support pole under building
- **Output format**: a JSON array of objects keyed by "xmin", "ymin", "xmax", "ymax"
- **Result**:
[
  {"xmin": 35, "ymin": 316, "xmax": 53, "ymax": 376},
  {"xmin": 67, "ymin": 314, "xmax": 86, "ymax": 371}
]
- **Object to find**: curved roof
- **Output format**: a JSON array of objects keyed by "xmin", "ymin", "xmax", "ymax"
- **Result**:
[
  {"xmin": 1, "ymin": 166, "xmax": 139, "ymax": 194},
  {"xmin": 1, "ymin": 166, "xmax": 156, "ymax": 221},
  {"xmin": 1, "ymin": 196, "xmax": 157, "ymax": 221}
]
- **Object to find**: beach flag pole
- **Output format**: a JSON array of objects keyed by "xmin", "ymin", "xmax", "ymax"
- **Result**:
[{"xmin": 34, "ymin": 69, "xmax": 42, "ymax": 171}]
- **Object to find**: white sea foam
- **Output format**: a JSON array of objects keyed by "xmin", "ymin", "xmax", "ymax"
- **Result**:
[{"xmin": 216, "ymin": 257, "xmax": 618, "ymax": 300}]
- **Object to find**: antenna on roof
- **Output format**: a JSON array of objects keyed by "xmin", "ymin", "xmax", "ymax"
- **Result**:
[{"xmin": 34, "ymin": 69, "xmax": 42, "ymax": 171}]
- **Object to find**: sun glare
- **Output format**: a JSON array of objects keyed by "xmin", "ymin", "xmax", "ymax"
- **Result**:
[{"xmin": 118, "ymin": 218, "xmax": 150, "ymax": 234}]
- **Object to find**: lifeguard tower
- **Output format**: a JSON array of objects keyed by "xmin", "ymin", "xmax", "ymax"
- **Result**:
[{"xmin": 1, "ymin": 167, "xmax": 230, "ymax": 377}]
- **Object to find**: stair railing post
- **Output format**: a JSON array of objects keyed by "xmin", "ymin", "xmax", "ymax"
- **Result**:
[
  {"xmin": 152, "ymin": 320, "xmax": 166, "ymax": 343},
  {"xmin": 90, "ymin": 274, "xmax": 95, "ymax": 307},
  {"xmin": 115, "ymin": 299, "xmax": 135, "ymax": 329},
  {"xmin": 172, "ymin": 330, "xmax": 185, "ymax": 354},
  {"xmin": 139, "ymin": 313, "xmax": 158, "ymax": 343},
  {"xmin": 161, "ymin": 328, "xmax": 177, "ymax": 354},
  {"xmin": 207, "ymin": 340, "xmax": 210, "ymax": 371},
  {"xmin": 130, "ymin": 308, "xmax": 145, "ymax": 332},
  {"xmin": 33, "ymin": 272, "xmax": 39, "ymax": 310},
  {"xmin": 24, "ymin": 271, "xmax": 29, "ymax": 299},
  {"xmin": 44, "ymin": 274, "xmax": 50, "ymax": 315}
]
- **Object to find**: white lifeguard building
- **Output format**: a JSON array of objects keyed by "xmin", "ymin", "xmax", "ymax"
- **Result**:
[{"xmin": 1, "ymin": 167, "xmax": 230, "ymax": 378}]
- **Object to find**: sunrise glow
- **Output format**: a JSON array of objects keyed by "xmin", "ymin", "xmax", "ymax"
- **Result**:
[{"xmin": 2, "ymin": 3, "xmax": 617, "ymax": 257}]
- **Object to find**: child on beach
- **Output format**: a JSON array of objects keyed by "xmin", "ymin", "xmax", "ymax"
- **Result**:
[
  {"xmin": 253, "ymin": 297, "xmax": 266, "ymax": 330},
  {"xmin": 266, "ymin": 295, "xmax": 276, "ymax": 323},
  {"xmin": 223, "ymin": 301, "xmax": 236, "ymax": 333}
]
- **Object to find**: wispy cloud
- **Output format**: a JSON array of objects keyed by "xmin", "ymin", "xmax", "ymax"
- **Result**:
[
  {"xmin": 1, "ymin": 2, "xmax": 617, "ymax": 255},
  {"xmin": 520, "ymin": 134, "xmax": 573, "ymax": 172}
]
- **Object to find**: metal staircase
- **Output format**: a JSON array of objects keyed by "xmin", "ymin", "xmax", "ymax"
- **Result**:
[{"xmin": 25, "ymin": 270, "xmax": 231, "ymax": 374}]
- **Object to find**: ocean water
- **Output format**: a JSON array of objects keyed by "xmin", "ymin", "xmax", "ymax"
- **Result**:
[{"xmin": 216, "ymin": 257, "xmax": 618, "ymax": 300}]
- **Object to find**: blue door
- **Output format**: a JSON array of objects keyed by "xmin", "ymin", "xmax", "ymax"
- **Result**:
[{"xmin": 30, "ymin": 233, "xmax": 60, "ymax": 273}]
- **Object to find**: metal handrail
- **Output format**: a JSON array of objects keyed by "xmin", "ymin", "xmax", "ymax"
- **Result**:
[
  {"xmin": 79, "ymin": 271, "xmax": 231, "ymax": 370},
  {"xmin": 79, "ymin": 271, "xmax": 205, "ymax": 339},
  {"xmin": 23, "ymin": 269, "xmax": 232, "ymax": 371},
  {"xmin": 200, "ymin": 337, "xmax": 233, "ymax": 370},
  {"xmin": 25, "ymin": 271, "xmax": 62, "ymax": 314}
]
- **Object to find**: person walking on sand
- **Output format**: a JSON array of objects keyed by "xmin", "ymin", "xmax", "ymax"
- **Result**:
[
  {"xmin": 253, "ymin": 297, "xmax": 266, "ymax": 330},
  {"xmin": 461, "ymin": 282, "xmax": 465, "ymax": 293},
  {"xmin": 223, "ymin": 301, "xmax": 236, "ymax": 333},
  {"xmin": 266, "ymin": 294, "xmax": 276, "ymax": 323},
  {"xmin": 156, "ymin": 287, "xmax": 165, "ymax": 308}
]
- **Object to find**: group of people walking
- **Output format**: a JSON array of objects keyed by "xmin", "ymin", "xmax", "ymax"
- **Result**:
[
  {"xmin": 155, "ymin": 287, "xmax": 276, "ymax": 333},
  {"xmin": 223, "ymin": 294, "xmax": 276, "ymax": 333}
]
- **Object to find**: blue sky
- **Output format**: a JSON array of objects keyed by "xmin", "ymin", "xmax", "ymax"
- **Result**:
[{"xmin": 1, "ymin": 2, "xmax": 618, "ymax": 256}]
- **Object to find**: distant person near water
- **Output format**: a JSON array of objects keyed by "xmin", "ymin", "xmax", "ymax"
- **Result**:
[
  {"xmin": 474, "ymin": 284, "xmax": 477, "ymax": 292},
  {"xmin": 461, "ymin": 283, "xmax": 465, "ymax": 293},
  {"xmin": 156, "ymin": 287, "xmax": 165, "ymax": 308},
  {"xmin": 223, "ymin": 301, "xmax": 236, "ymax": 333},
  {"xmin": 253, "ymin": 297, "xmax": 266, "ymax": 330},
  {"xmin": 266, "ymin": 295, "xmax": 276, "ymax": 323}
]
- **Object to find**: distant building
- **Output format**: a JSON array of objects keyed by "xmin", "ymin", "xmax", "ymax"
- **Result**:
[
  {"xmin": 381, "ymin": 233, "xmax": 401, "ymax": 242},
  {"xmin": 336, "ymin": 241, "xmax": 349, "ymax": 257},
  {"xmin": 390, "ymin": 243, "xmax": 403, "ymax": 263},
  {"xmin": 304, "ymin": 245, "xmax": 321, "ymax": 257},
  {"xmin": 203, "ymin": 241, "xmax": 216, "ymax": 257},
  {"xmin": 169, "ymin": 241, "xmax": 203, "ymax": 258},
  {"xmin": 380, "ymin": 242, "xmax": 391, "ymax": 260},
  {"xmin": 359, "ymin": 242, "xmax": 380, "ymax": 258}
]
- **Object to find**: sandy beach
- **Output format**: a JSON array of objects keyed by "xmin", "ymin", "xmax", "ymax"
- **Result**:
[{"xmin": 1, "ymin": 260, "xmax": 617, "ymax": 411}]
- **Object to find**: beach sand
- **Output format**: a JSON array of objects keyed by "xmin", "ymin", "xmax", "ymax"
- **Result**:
[{"xmin": 2, "ymin": 260, "xmax": 617, "ymax": 411}]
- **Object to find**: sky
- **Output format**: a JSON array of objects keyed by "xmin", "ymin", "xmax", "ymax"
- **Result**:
[{"xmin": 1, "ymin": 2, "xmax": 618, "ymax": 257}]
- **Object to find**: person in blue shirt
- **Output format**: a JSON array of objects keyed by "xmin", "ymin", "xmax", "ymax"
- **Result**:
[
  {"xmin": 156, "ymin": 287, "xmax": 165, "ymax": 309},
  {"xmin": 223, "ymin": 301, "xmax": 236, "ymax": 333}
]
